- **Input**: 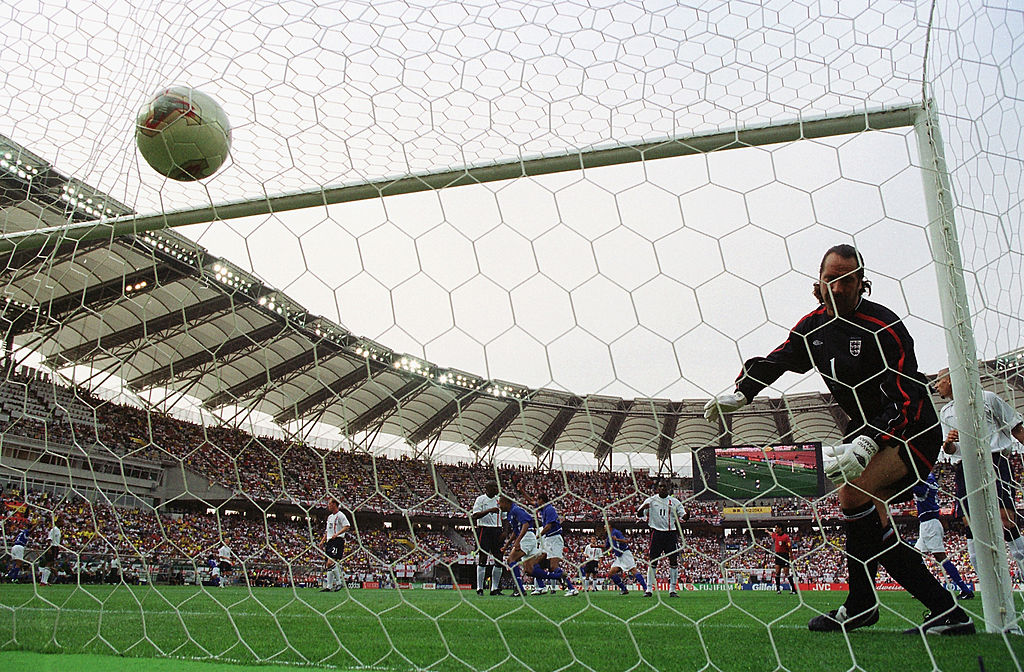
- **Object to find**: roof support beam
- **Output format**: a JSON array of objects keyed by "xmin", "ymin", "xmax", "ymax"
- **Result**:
[
  {"xmin": 49, "ymin": 294, "xmax": 235, "ymax": 366},
  {"xmin": 594, "ymin": 399, "xmax": 632, "ymax": 471},
  {"xmin": 532, "ymin": 397, "xmax": 582, "ymax": 457},
  {"xmin": 405, "ymin": 389, "xmax": 480, "ymax": 445},
  {"xmin": 273, "ymin": 363, "xmax": 373, "ymax": 424},
  {"xmin": 12, "ymin": 265, "xmax": 185, "ymax": 337},
  {"xmin": 344, "ymin": 380, "xmax": 427, "ymax": 436},
  {"xmin": 204, "ymin": 346, "xmax": 327, "ymax": 409},
  {"xmin": 656, "ymin": 402, "xmax": 682, "ymax": 471},
  {"xmin": 470, "ymin": 400, "xmax": 522, "ymax": 454},
  {"xmin": 130, "ymin": 322, "xmax": 286, "ymax": 390}
]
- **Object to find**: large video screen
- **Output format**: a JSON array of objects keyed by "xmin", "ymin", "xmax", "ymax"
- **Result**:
[{"xmin": 691, "ymin": 443, "xmax": 825, "ymax": 501}]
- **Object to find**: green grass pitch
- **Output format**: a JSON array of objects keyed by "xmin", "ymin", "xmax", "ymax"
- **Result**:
[
  {"xmin": 1, "ymin": 585, "xmax": 1021, "ymax": 672},
  {"xmin": 715, "ymin": 456, "xmax": 819, "ymax": 500}
]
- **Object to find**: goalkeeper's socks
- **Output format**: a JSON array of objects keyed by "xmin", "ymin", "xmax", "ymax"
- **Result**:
[
  {"xmin": 841, "ymin": 503, "xmax": 882, "ymax": 613},
  {"xmin": 877, "ymin": 523, "xmax": 955, "ymax": 615},
  {"xmin": 940, "ymin": 559, "xmax": 970, "ymax": 593},
  {"xmin": 775, "ymin": 575, "xmax": 780, "ymax": 591},
  {"xmin": 634, "ymin": 572, "xmax": 648, "ymax": 591}
]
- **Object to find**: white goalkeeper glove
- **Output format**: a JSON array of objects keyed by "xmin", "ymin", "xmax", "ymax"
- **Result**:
[
  {"xmin": 822, "ymin": 436, "xmax": 880, "ymax": 484},
  {"xmin": 703, "ymin": 391, "xmax": 747, "ymax": 422}
]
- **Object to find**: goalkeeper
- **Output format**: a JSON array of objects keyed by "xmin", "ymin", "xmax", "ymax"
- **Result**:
[{"xmin": 704, "ymin": 244, "xmax": 973, "ymax": 636}]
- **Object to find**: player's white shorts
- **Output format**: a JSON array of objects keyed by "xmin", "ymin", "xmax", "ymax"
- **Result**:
[
  {"xmin": 915, "ymin": 518, "xmax": 945, "ymax": 554},
  {"xmin": 519, "ymin": 531, "xmax": 542, "ymax": 559},
  {"xmin": 541, "ymin": 534, "xmax": 564, "ymax": 560},
  {"xmin": 611, "ymin": 550, "xmax": 637, "ymax": 572},
  {"xmin": 10, "ymin": 545, "xmax": 24, "ymax": 562}
]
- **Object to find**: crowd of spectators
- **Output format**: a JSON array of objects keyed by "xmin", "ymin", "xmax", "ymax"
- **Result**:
[{"xmin": 1, "ymin": 369, "xmax": 1021, "ymax": 590}]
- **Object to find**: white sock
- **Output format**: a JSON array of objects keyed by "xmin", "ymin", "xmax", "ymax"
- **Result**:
[
  {"xmin": 324, "ymin": 571, "xmax": 333, "ymax": 590},
  {"xmin": 647, "ymin": 567, "xmax": 656, "ymax": 591},
  {"xmin": 40, "ymin": 568, "xmax": 51, "ymax": 584},
  {"xmin": 670, "ymin": 568, "xmax": 678, "ymax": 591},
  {"xmin": 491, "ymin": 566, "xmax": 502, "ymax": 591},
  {"xmin": 477, "ymin": 566, "xmax": 486, "ymax": 591},
  {"xmin": 332, "ymin": 565, "xmax": 343, "ymax": 588},
  {"xmin": 967, "ymin": 539, "xmax": 977, "ymax": 570}
]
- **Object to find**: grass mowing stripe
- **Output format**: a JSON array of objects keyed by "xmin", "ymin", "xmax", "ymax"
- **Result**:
[
  {"xmin": 0, "ymin": 650, "xmax": 390, "ymax": 672},
  {"xmin": 1, "ymin": 585, "xmax": 1021, "ymax": 672}
]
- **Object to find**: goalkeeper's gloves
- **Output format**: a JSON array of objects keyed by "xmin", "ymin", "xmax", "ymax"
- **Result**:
[
  {"xmin": 822, "ymin": 436, "xmax": 880, "ymax": 484},
  {"xmin": 703, "ymin": 391, "xmax": 747, "ymax": 422}
]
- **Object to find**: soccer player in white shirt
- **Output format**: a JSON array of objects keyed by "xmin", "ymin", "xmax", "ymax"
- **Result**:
[
  {"xmin": 322, "ymin": 498, "xmax": 352, "ymax": 592},
  {"xmin": 637, "ymin": 480, "xmax": 687, "ymax": 597},
  {"xmin": 934, "ymin": 368, "xmax": 1024, "ymax": 576},
  {"xmin": 39, "ymin": 517, "xmax": 61, "ymax": 586},
  {"xmin": 581, "ymin": 540, "xmax": 603, "ymax": 591},
  {"xmin": 218, "ymin": 541, "xmax": 233, "ymax": 589},
  {"xmin": 471, "ymin": 480, "xmax": 504, "ymax": 595}
]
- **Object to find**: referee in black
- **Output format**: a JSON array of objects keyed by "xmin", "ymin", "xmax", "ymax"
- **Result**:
[{"xmin": 472, "ymin": 480, "xmax": 504, "ymax": 595}]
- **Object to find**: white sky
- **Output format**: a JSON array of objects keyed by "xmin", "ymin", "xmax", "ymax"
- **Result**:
[{"xmin": 1, "ymin": 0, "xmax": 1020, "ymax": 469}]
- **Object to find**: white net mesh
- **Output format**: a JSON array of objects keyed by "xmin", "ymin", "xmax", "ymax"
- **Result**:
[{"xmin": 1, "ymin": 0, "xmax": 1023, "ymax": 670}]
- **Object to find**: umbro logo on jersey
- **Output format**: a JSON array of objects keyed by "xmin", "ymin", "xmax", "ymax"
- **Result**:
[{"xmin": 812, "ymin": 340, "xmax": 823, "ymax": 346}]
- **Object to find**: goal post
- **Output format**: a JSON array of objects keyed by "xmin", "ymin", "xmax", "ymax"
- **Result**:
[{"xmin": 916, "ymin": 98, "xmax": 1017, "ymax": 633}]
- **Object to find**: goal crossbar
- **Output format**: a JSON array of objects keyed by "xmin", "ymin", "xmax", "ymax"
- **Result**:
[{"xmin": 0, "ymin": 105, "xmax": 920, "ymax": 255}]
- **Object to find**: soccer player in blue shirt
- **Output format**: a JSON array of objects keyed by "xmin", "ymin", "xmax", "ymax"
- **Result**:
[
  {"xmin": 532, "ymin": 494, "xmax": 579, "ymax": 596},
  {"xmin": 8, "ymin": 526, "xmax": 29, "ymax": 582},
  {"xmin": 603, "ymin": 522, "xmax": 648, "ymax": 595},
  {"xmin": 498, "ymin": 495, "xmax": 542, "ymax": 595},
  {"xmin": 913, "ymin": 472, "xmax": 973, "ymax": 599}
]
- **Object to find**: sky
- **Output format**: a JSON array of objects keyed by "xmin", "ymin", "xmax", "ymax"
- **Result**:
[{"xmin": 1, "ymin": 0, "xmax": 1020, "ymax": 468}]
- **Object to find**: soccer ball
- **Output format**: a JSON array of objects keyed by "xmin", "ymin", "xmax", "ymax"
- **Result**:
[{"xmin": 136, "ymin": 86, "xmax": 231, "ymax": 181}]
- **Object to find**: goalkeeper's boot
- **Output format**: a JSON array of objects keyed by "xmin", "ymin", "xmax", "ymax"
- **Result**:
[
  {"xmin": 808, "ymin": 604, "xmax": 879, "ymax": 632},
  {"xmin": 902, "ymin": 607, "xmax": 975, "ymax": 636}
]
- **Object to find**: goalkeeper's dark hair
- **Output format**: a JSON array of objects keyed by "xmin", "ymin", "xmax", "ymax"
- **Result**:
[{"xmin": 812, "ymin": 243, "xmax": 871, "ymax": 303}]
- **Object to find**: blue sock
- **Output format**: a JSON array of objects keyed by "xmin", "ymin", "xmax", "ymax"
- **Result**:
[
  {"xmin": 552, "ymin": 568, "xmax": 575, "ymax": 590},
  {"xmin": 511, "ymin": 564, "xmax": 526, "ymax": 592},
  {"xmin": 941, "ymin": 559, "xmax": 970, "ymax": 592},
  {"xmin": 635, "ymin": 572, "xmax": 648, "ymax": 590},
  {"xmin": 611, "ymin": 573, "xmax": 627, "ymax": 591}
]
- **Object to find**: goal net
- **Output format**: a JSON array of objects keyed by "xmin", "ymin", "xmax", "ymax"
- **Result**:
[{"xmin": 0, "ymin": 0, "xmax": 1021, "ymax": 670}]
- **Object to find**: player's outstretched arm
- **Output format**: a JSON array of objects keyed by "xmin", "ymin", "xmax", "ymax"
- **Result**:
[{"xmin": 703, "ymin": 391, "xmax": 747, "ymax": 423}]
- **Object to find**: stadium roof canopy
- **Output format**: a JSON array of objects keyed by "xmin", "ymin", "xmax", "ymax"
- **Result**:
[{"xmin": 2, "ymin": 133, "xmax": 1021, "ymax": 470}]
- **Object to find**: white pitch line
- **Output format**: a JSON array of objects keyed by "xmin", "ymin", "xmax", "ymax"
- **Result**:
[{"xmin": 0, "ymin": 606, "xmax": 913, "ymax": 632}]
